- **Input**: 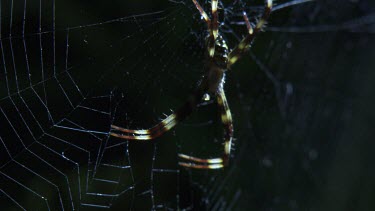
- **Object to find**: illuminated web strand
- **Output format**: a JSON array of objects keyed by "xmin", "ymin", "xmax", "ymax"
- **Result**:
[{"xmin": 0, "ymin": 0, "xmax": 372, "ymax": 209}]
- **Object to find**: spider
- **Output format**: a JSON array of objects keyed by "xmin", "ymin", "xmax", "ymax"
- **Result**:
[{"xmin": 110, "ymin": 0, "xmax": 273, "ymax": 169}]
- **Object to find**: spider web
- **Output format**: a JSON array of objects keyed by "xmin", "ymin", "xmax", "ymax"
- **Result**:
[{"xmin": 0, "ymin": 0, "xmax": 374, "ymax": 210}]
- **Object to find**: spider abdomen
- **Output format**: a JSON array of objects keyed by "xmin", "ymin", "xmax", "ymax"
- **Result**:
[
  {"xmin": 205, "ymin": 66, "xmax": 225, "ymax": 94},
  {"xmin": 206, "ymin": 34, "xmax": 229, "ymax": 92}
]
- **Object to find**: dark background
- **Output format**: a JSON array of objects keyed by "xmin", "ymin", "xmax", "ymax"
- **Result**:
[{"xmin": 0, "ymin": 0, "xmax": 374, "ymax": 210}]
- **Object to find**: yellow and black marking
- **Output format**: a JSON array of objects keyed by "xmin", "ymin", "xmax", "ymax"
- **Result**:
[{"xmin": 110, "ymin": 0, "xmax": 273, "ymax": 170}]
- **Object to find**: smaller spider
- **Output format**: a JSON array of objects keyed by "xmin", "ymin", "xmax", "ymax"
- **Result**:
[{"xmin": 110, "ymin": 0, "xmax": 273, "ymax": 169}]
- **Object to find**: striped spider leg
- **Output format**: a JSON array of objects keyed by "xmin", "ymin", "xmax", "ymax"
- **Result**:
[{"xmin": 110, "ymin": 0, "xmax": 273, "ymax": 169}]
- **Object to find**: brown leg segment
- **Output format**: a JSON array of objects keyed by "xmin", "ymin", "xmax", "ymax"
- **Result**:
[
  {"xmin": 211, "ymin": 0, "xmax": 219, "ymax": 39},
  {"xmin": 192, "ymin": 0, "xmax": 211, "ymax": 28}
]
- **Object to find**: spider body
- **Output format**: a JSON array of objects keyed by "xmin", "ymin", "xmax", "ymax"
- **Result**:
[
  {"xmin": 202, "ymin": 34, "xmax": 228, "ymax": 95},
  {"xmin": 110, "ymin": 0, "xmax": 273, "ymax": 169}
]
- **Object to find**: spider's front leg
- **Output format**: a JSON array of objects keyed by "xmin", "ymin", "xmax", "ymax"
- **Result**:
[
  {"xmin": 178, "ymin": 87, "xmax": 233, "ymax": 169},
  {"xmin": 227, "ymin": 0, "xmax": 273, "ymax": 68},
  {"xmin": 192, "ymin": 0, "xmax": 211, "ymax": 28}
]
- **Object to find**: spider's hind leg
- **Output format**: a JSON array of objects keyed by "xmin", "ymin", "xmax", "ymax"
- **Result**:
[
  {"xmin": 178, "ymin": 87, "xmax": 233, "ymax": 169},
  {"xmin": 110, "ymin": 90, "xmax": 203, "ymax": 140}
]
